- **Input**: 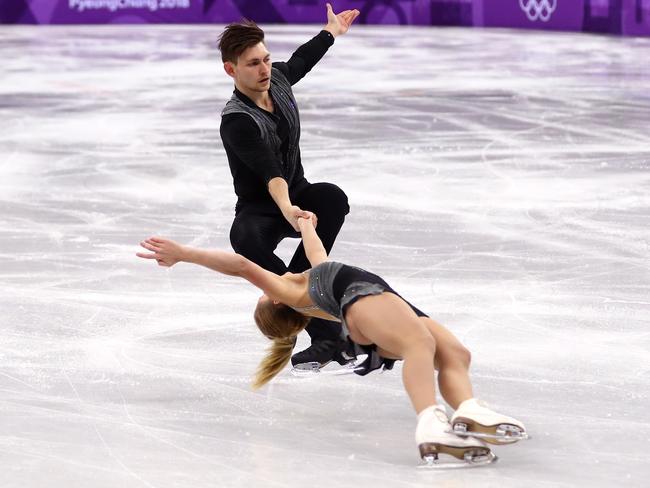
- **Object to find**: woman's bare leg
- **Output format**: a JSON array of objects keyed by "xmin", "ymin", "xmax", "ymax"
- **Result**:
[
  {"xmin": 420, "ymin": 317, "xmax": 474, "ymax": 409},
  {"xmin": 345, "ymin": 293, "xmax": 438, "ymax": 413}
]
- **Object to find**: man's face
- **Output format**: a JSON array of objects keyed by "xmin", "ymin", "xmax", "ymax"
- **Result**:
[{"xmin": 225, "ymin": 42, "xmax": 271, "ymax": 93}]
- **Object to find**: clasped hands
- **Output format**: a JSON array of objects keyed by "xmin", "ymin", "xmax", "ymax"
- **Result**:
[
  {"xmin": 297, "ymin": 212, "xmax": 318, "ymax": 231},
  {"xmin": 282, "ymin": 205, "xmax": 318, "ymax": 232}
]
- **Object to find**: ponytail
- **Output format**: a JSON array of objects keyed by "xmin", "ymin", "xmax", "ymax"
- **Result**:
[
  {"xmin": 253, "ymin": 300, "xmax": 309, "ymax": 389},
  {"xmin": 252, "ymin": 336, "xmax": 297, "ymax": 389}
]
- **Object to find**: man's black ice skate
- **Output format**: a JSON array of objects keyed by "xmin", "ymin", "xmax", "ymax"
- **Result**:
[
  {"xmin": 291, "ymin": 338, "xmax": 355, "ymax": 367},
  {"xmin": 290, "ymin": 338, "xmax": 358, "ymax": 376}
]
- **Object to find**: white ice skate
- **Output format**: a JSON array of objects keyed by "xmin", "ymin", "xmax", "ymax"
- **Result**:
[
  {"xmin": 450, "ymin": 398, "xmax": 529, "ymax": 445},
  {"xmin": 416, "ymin": 405, "xmax": 496, "ymax": 469}
]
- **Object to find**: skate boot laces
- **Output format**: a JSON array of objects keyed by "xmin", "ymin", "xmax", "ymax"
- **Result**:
[{"xmin": 433, "ymin": 406, "xmax": 450, "ymax": 424}]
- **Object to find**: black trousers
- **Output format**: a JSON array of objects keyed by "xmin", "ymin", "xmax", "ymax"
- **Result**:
[{"xmin": 230, "ymin": 182, "xmax": 350, "ymax": 341}]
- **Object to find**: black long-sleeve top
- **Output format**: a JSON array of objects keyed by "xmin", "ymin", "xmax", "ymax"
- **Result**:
[{"xmin": 220, "ymin": 30, "xmax": 335, "ymax": 209}]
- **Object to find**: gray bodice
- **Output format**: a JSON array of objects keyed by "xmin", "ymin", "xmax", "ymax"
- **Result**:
[
  {"xmin": 306, "ymin": 261, "xmax": 344, "ymax": 318},
  {"xmin": 292, "ymin": 261, "xmax": 410, "ymax": 375}
]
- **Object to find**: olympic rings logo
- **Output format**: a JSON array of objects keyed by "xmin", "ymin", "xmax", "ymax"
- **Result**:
[{"xmin": 519, "ymin": 0, "xmax": 558, "ymax": 22}]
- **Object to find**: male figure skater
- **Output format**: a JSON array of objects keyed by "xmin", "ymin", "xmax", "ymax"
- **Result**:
[{"xmin": 218, "ymin": 4, "xmax": 360, "ymax": 367}]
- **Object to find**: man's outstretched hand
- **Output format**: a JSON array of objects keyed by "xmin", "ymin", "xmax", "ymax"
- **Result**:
[{"xmin": 324, "ymin": 2, "xmax": 360, "ymax": 38}]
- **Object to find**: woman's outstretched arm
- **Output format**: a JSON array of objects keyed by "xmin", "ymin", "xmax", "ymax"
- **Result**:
[
  {"xmin": 137, "ymin": 236, "xmax": 296, "ymax": 303},
  {"xmin": 137, "ymin": 236, "xmax": 246, "ymax": 275}
]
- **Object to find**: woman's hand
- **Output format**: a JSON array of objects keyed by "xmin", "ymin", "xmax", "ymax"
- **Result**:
[
  {"xmin": 137, "ymin": 236, "xmax": 185, "ymax": 267},
  {"xmin": 297, "ymin": 212, "xmax": 318, "ymax": 232}
]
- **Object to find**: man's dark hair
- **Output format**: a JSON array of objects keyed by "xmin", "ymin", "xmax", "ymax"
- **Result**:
[{"xmin": 218, "ymin": 19, "xmax": 265, "ymax": 64}]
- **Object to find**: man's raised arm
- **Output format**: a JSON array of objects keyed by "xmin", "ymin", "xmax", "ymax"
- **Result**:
[{"xmin": 274, "ymin": 3, "xmax": 360, "ymax": 85}]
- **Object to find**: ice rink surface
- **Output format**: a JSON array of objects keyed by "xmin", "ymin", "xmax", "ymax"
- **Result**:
[{"xmin": 1, "ymin": 23, "xmax": 650, "ymax": 487}]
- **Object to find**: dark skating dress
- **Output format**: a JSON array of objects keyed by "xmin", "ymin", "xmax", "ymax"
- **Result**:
[{"xmin": 298, "ymin": 261, "xmax": 429, "ymax": 375}]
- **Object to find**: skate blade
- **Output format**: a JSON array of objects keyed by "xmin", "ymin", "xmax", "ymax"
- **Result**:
[
  {"xmin": 417, "ymin": 444, "xmax": 497, "ymax": 469},
  {"xmin": 290, "ymin": 357, "xmax": 367, "ymax": 377},
  {"xmin": 451, "ymin": 419, "xmax": 530, "ymax": 445}
]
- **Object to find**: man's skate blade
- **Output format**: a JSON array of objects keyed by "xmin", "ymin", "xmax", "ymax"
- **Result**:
[
  {"xmin": 290, "ymin": 356, "xmax": 367, "ymax": 377},
  {"xmin": 452, "ymin": 419, "xmax": 529, "ymax": 444},
  {"xmin": 417, "ymin": 444, "xmax": 497, "ymax": 469}
]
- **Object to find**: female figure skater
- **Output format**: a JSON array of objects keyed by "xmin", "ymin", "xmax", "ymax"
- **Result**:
[{"xmin": 137, "ymin": 214, "xmax": 527, "ymax": 466}]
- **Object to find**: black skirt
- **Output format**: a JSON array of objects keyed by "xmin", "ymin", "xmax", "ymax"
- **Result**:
[{"xmin": 331, "ymin": 264, "xmax": 429, "ymax": 376}]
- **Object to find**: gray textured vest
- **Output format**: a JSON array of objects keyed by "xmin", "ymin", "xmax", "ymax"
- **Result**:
[{"xmin": 221, "ymin": 67, "xmax": 301, "ymax": 183}]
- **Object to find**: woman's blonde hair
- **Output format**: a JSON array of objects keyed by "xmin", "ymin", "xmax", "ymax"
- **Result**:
[{"xmin": 252, "ymin": 300, "xmax": 309, "ymax": 389}]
